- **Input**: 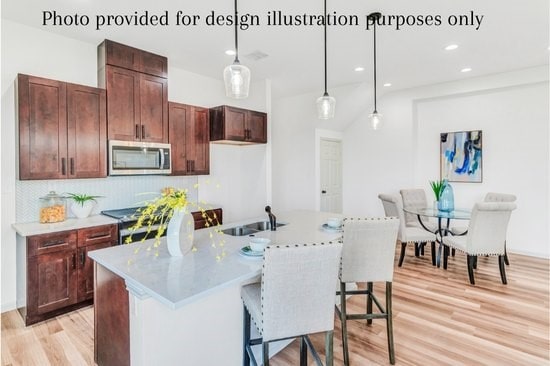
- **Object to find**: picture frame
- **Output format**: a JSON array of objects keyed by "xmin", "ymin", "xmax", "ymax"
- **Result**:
[{"xmin": 440, "ymin": 130, "xmax": 482, "ymax": 183}]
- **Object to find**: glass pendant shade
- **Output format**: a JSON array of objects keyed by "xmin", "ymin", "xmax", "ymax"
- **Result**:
[
  {"xmin": 317, "ymin": 94, "xmax": 336, "ymax": 119},
  {"xmin": 223, "ymin": 62, "xmax": 250, "ymax": 99},
  {"xmin": 369, "ymin": 111, "xmax": 382, "ymax": 130}
]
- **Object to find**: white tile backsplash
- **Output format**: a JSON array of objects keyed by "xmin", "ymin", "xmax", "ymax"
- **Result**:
[{"xmin": 16, "ymin": 175, "xmax": 199, "ymax": 223}]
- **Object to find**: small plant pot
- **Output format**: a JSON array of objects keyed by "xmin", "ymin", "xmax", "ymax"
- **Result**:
[{"xmin": 70, "ymin": 201, "xmax": 95, "ymax": 219}]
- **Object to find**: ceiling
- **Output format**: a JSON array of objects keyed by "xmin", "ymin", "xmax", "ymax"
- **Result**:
[{"xmin": 2, "ymin": 0, "xmax": 549, "ymax": 98}]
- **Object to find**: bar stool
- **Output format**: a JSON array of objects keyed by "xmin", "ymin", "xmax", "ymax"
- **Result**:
[
  {"xmin": 336, "ymin": 217, "xmax": 400, "ymax": 365},
  {"xmin": 241, "ymin": 241, "xmax": 343, "ymax": 366}
]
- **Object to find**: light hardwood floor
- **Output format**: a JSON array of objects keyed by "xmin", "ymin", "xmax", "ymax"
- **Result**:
[{"xmin": 2, "ymin": 246, "xmax": 549, "ymax": 365}]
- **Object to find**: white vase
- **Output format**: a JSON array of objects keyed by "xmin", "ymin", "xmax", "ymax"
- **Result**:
[
  {"xmin": 166, "ymin": 208, "xmax": 194, "ymax": 257},
  {"xmin": 70, "ymin": 201, "xmax": 95, "ymax": 219}
]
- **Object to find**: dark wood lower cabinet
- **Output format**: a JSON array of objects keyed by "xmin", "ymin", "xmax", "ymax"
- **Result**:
[
  {"xmin": 19, "ymin": 224, "xmax": 117, "ymax": 326},
  {"xmin": 94, "ymin": 263, "xmax": 130, "ymax": 366},
  {"xmin": 192, "ymin": 208, "xmax": 223, "ymax": 230}
]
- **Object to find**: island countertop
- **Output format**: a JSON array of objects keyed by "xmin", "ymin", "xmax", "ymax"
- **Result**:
[{"xmin": 88, "ymin": 210, "xmax": 344, "ymax": 310}]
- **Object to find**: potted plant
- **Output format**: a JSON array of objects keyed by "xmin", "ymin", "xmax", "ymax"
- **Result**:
[
  {"xmin": 67, "ymin": 193, "xmax": 102, "ymax": 219},
  {"xmin": 429, "ymin": 180, "xmax": 444, "ymax": 207}
]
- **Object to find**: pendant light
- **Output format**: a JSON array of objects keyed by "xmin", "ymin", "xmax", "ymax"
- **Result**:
[
  {"xmin": 316, "ymin": 0, "xmax": 335, "ymax": 119},
  {"xmin": 223, "ymin": 0, "xmax": 250, "ymax": 99},
  {"xmin": 368, "ymin": 12, "xmax": 382, "ymax": 130}
]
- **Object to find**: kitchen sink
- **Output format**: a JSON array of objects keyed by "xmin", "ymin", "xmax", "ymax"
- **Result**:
[
  {"xmin": 245, "ymin": 221, "xmax": 287, "ymax": 231},
  {"xmin": 222, "ymin": 221, "xmax": 288, "ymax": 236},
  {"xmin": 221, "ymin": 226, "xmax": 259, "ymax": 237}
]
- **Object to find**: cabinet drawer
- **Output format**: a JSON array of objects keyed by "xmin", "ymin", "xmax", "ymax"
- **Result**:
[
  {"xmin": 78, "ymin": 224, "xmax": 118, "ymax": 247},
  {"xmin": 28, "ymin": 231, "xmax": 77, "ymax": 257}
]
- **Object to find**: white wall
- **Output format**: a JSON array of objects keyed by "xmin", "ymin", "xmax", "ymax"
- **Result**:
[
  {"xmin": 1, "ymin": 20, "xmax": 269, "ymax": 311},
  {"xmin": 343, "ymin": 66, "xmax": 549, "ymax": 258}
]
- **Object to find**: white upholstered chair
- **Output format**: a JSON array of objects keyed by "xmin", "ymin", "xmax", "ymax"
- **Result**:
[
  {"xmin": 241, "ymin": 241, "xmax": 343, "ymax": 366},
  {"xmin": 400, "ymin": 189, "xmax": 437, "ymax": 231},
  {"xmin": 451, "ymin": 192, "xmax": 517, "ymax": 265},
  {"xmin": 443, "ymin": 202, "xmax": 516, "ymax": 285},
  {"xmin": 378, "ymin": 194, "xmax": 437, "ymax": 266},
  {"xmin": 336, "ymin": 217, "xmax": 400, "ymax": 365}
]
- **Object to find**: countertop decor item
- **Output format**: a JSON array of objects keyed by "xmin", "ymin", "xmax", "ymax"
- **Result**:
[
  {"xmin": 67, "ymin": 193, "xmax": 102, "ymax": 219},
  {"xmin": 125, "ymin": 187, "xmax": 223, "ymax": 258},
  {"xmin": 316, "ymin": 0, "xmax": 336, "ymax": 119},
  {"xmin": 39, "ymin": 191, "xmax": 67, "ymax": 223}
]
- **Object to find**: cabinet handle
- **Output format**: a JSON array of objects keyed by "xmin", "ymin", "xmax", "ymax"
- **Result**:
[
  {"xmin": 80, "ymin": 250, "xmax": 86, "ymax": 266},
  {"xmin": 135, "ymin": 124, "xmax": 140, "ymax": 139},
  {"xmin": 87, "ymin": 232, "xmax": 110, "ymax": 240},
  {"xmin": 61, "ymin": 158, "xmax": 66, "ymax": 175},
  {"xmin": 142, "ymin": 125, "xmax": 145, "ymax": 139},
  {"xmin": 42, "ymin": 239, "xmax": 65, "ymax": 248},
  {"xmin": 70, "ymin": 158, "xmax": 74, "ymax": 175},
  {"xmin": 72, "ymin": 253, "xmax": 76, "ymax": 270}
]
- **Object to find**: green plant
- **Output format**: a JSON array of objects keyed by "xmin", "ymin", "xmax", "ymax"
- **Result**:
[
  {"xmin": 429, "ymin": 180, "xmax": 445, "ymax": 201},
  {"xmin": 67, "ymin": 193, "xmax": 102, "ymax": 206}
]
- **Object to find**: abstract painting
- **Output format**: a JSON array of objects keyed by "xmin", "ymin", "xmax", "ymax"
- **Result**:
[{"xmin": 440, "ymin": 130, "xmax": 482, "ymax": 183}]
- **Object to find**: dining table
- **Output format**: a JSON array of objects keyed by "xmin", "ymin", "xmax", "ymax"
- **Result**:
[{"xmin": 402, "ymin": 207, "xmax": 471, "ymax": 268}]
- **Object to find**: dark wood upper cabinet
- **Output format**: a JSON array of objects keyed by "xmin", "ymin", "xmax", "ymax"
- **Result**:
[
  {"xmin": 18, "ymin": 74, "xmax": 107, "ymax": 180},
  {"xmin": 98, "ymin": 39, "xmax": 167, "ymax": 78},
  {"xmin": 210, "ymin": 105, "xmax": 267, "ymax": 144},
  {"xmin": 99, "ymin": 40, "xmax": 168, "ymax": 143},
  {"xmin": 168, "ymin": 102, "xmax": 210, "ymax": 175}
]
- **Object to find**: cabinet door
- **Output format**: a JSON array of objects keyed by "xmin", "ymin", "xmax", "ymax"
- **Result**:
[
  {"xmin": 190, "ymin": 107, "xmax": 210, "ymax": 175},
  {"xmin": 246, "ymin": 110, "xmax": 267, "ymax": 143},
  {"xmin": 27, "ymin": 249, "xmax": 78, "ymax": 315},
  {"xmin": 168, "ymin": 102, "xmax": 189, "ymax": 175},
  {"xmin": 223, "ymin": 106, "xmax": 246, "ymax": 141},
  {"xmin": 140, "ymin": 50, "xmax": 168, "ymax": 78},
  {"xmin": 67, "ymin": 84, "xmax": 107, "ymax": 178},
  {"xmin": 104, "ymin": 40, "xmax": 140, "ymax": 71},
  {"xmin": 77, "ymin": 241, "xmax": 113, "ymax": 302},
  {"xmin": 18, "ymin": 74, "xmax": 67, "ymax": 180},
  {"xmin": 139, "ymin": 74, "xmax": 168, "ymax": 143},
  {"xmin": 106, "ymin": 66, "xmax": 140, "ymax": 141}
]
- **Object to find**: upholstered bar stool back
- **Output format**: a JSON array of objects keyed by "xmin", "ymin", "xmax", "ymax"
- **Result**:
[
  {"xmin": 337, "ymin": 218, "xmax": 399, "ymax": 365},
  {"xmin": 241, "ymin": 241, "xmax": 343, "ymax": 366}
]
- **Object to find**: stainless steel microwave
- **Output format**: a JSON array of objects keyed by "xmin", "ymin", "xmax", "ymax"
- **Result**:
[{"xmin": 108, "ymin": 140, "xmax": 171, "ymax": 175}]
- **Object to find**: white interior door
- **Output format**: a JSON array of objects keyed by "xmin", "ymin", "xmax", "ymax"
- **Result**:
[{"xmin": 320, "ymin": 139, "xmax": 342, "ymax": 213}]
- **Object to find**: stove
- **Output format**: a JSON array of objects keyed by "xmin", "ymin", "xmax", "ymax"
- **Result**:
[{"xmin": 101, "ymin": 207, "xmax": 165, "ymax": 244}]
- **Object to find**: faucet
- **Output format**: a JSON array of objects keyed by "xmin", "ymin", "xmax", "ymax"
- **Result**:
[{"xmin": 265, "ymin": 206, "xmax": 277, "ymax": 231}]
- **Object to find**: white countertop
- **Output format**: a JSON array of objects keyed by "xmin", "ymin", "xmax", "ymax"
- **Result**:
[
  {"xmin": 12, "ymin": 215, "xmax": 120, "ymax": 237},
  {"xmin": 88, "ymin": 210, "xmax": 344, "ymax": 310}
]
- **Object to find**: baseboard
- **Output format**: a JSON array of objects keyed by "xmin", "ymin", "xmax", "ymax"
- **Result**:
[
  {"xmin": 1, "ymin": 301, "xmax": 17, "ymax": 314},
  {"xmin": 508, "ymin": 248, "xmax": 550, "ymax": 259}
]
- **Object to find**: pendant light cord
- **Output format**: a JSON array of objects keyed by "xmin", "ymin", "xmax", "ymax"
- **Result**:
[
  {"xmin": 373, "ymin": 16, "xmax": 377, "ymax": 112},
  {"xmin": 234, "ymin": 0, "xmax": 240, "ymax": 63},
  {"xmin": 323, "ymin": 0, "xmax": 328, "ymax": 95}
]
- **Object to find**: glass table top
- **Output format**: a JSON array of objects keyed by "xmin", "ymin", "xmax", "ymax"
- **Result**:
[{"xmin": 403, "ymin": 207, "xmax": 471, "ymax": 220}]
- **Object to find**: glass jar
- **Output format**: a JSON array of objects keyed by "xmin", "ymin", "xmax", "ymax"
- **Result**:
[{"xmin": 39, "ymin": 191, "xmax": 67, "ymax": 223}]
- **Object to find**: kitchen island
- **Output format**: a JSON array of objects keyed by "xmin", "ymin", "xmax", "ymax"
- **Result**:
[{"xmin": 89, "ymin": 210, "xmax": 344, "ymax": 366}]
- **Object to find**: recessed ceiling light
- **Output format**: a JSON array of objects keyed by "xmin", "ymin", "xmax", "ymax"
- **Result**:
[
  {"xmin": 354, "ymin": 66, "xmax": 364, "ymax": 72},
  {"xmin": 383, "ymin": 83, "xmax": 392, "ymax": 87},
  {"xmin": 225, "ymin": 49, "xmax": 236, "ymax": 56},
  {"xmin": 445, "ymin": 44, "xmax": 459, "ymax": 51},
  {"xmin": 461, "ymin": 67, "xmax": 472, "ymax": 73}
]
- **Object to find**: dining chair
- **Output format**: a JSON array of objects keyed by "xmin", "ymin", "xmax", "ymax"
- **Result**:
[
  {"xmin": 443, "ymin": 202, "xmax": 516, "ymax": 285},
  {"xmin": 336, "ymin": 217, "xmax": 399, "ymax": 365},
  {"xmin": 241, "ymin": 241, "xmax": 343, "ymax": 366},
  {"xmin": 378, "ymin": 194, "xmax": 437, "ymax": 266},
  {"xmin": 399, "ymin": 189, "xmax": 437, "ymax": 231},
  {"xmin": 451, "ymin": 192, "xmax": 517, "ymax": 265}
]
